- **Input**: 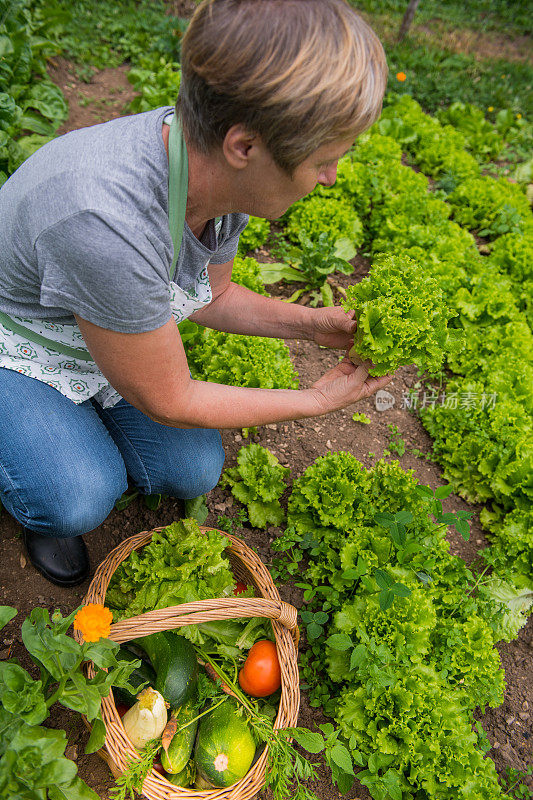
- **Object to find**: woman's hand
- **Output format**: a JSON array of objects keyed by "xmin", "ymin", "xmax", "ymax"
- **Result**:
[
  {"xmin": 310, "ymin": 353, "xmax": 392, "ymax": 415},
  {"xmin": 309, "ymin": 306, "xmax": 357, "ymax": 350}
]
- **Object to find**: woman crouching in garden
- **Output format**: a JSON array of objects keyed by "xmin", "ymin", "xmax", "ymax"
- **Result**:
[{"xmin": 0, "ymin": 0, "xmax": 390, "ymax": 586}]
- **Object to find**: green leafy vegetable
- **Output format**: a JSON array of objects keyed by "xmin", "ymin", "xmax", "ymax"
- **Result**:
[
  {"xmin": 478, "ymin": 578, "xmax": 533, "ymax": 642},
  {"xmin": 448, "ymin": 175, "xmax": 532, "ymax": 239},
  {"xmin": 284, "ymin": 195, "xmax": 363, "ymax": 251},
  {"xmin": 343, "ymin": 253, "xmax": 462, "ymax": 376},
  {"xmin": 257, "ymin": 233, "xmax": 354, "ymax": 307},
  {"xmin": 184, "ymin": 323, "xmax": 299, "ymax": 390},
  {"xmin": 221, "ymin": 444, "xmax": 289, "ymax": 528},
  {"xmin": 127, "ymin": 54, "xmax": 181, "ymax": 112},
  {"xmin": 231, "ymin": 255, "xmax": 269, "ymax": 295},
  {"xmin": 106, "ymin": 519, "xmax": 270, "ymax": 653},
  {"xmin": 106, "ymin": 519, "xmax": 235, "ymax": 615},
  {"xmin": 0, "ymin": 0, "xmax": 68, "ymax": 183},
  {"xmin": 274, "ymin": 454, "xmax": 511, "ymax": 798},
  {"xmin": 237, "ymin": 216, "xmax": 270, "ymax": 254}
]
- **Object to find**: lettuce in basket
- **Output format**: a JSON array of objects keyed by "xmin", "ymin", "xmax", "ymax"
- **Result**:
[{"xmin": 105, "ymin": 519, "xmax": 269, "ymax": 654}]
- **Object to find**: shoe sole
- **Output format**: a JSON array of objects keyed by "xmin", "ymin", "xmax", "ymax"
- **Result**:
[
  {"xmin": 22, "ymin": 531, "xmax": 90, "ymax": 587},
  {"xmin": 32, "ymin": 564, "xmax": 91, "ymax": 587}
]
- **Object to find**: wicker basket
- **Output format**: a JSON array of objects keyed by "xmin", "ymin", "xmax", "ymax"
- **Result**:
[{"xmin": 76, "ymin": 526, "xmax": 301, "ymax": 800}]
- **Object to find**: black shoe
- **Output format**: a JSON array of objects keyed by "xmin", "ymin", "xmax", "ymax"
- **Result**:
[{"xmin": 23, "ymin": 529, "xmax": 90, "ymax": 587}]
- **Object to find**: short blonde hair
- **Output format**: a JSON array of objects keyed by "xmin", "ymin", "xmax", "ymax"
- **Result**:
[{"xmin": 177, "ymin": 0, "xmax": 388, "ymax": 174}]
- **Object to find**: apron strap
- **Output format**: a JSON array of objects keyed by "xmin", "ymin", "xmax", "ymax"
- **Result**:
[
  {"xmin": 168, "ymin": 113, "xmax": 188, "ymax": 282},
  {"xmin": 0, "ymin": 310, "xmax": 96, "ymax": 361}
]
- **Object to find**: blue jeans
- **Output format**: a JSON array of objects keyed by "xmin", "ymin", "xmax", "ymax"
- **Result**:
[{"xmin": 0, "ymin": 368, "xmax": 225, "ymax": 538}]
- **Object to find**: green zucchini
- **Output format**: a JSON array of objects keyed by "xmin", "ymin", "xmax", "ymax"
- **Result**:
[
  {"xmin": 133, "ymin": 631, "xmax": 198, "ymax": 708},
  {"xmin": 161, "ymin": 699, "xmax": 198, "ymax": 774},
  {"xmin": 194, "ymin": 772, "xmax": 216, "ymax": 790},
  {"xmin": 165, "ymin": 759, "xmax": 196, "ymax": 787},
  {"xmin": 113, "ymin": 648, "xmax": 156, "ymax": 707},
  {"xmin": 194, "ymin": 699, "xmax": 256, "ymax": 788}
]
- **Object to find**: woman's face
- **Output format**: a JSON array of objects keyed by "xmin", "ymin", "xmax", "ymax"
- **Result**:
[{"xmin": 240, "ymin": 135, "xmax": 355, "ymax": 220}]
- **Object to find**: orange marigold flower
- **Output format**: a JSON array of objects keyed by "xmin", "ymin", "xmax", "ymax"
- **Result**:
[
  {"xmin": 74, "ymin": 603, "xmax": 113, "ymax": 642},
  {"xmin": 396, "ymin": 72, "xmax": 407, "ymax": 82}
]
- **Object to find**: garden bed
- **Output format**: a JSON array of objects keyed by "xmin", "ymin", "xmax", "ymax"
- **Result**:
[
  {"xmin": 1, "ymin": 6, "xmax": 532, "ymax": 795},
  {"xmin": 1, "ymin": 316, "xmax": 531, "ymax": 798}
]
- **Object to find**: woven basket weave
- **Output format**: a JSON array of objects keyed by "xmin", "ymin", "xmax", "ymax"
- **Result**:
[{"xmin": 76, "ymin": 526, "xmax": 300, "ymax": 800}]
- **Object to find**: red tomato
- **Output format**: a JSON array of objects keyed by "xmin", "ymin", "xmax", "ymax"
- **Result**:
[
  {"xmin": 234, "ymin": 581, "xmax": 248, "ymax": 595},
  {"xmin": 115, "ymin": 702, "xmax": 130, "ymax": 718},
  {"xmin": 152, "ymin": 759, "xmax": 165, "ymax": 776},
  {"xmin": 238, "ymin": 640, "xmax": 281, "ymax": 697}
]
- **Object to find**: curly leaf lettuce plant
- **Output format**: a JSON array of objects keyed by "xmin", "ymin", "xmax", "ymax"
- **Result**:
[
  {"xmin": 420, "ymin": 375, "xmax": 533, "ymax": 517},
  {"xmin": 237, "ymin": 216, "xmax": 271, "ymax": 254},
  {"xmin": 480, "ymin": 508, "xmax": 533, "ymax": 592},
  {"xmin": 231, "ymin": 255, "xmax": 269, "ymax": 296},
  {"xmin": 183, "ymin": 323, "xmax": 298, "ymax": 390},
  {"xmin": 488, "ymin": 232, "xmax": 533, "ymax": 327},
  {"xmin": 448, "ymin": 175, "xmax": 533, "ymax": 239},
  {"xmin": 488, "ymin": 231, "xmax": 533, "ymax": 283},
  {"xmin": 221, "ymin": 443, "xmax": 289, "ymax": 528},
  {"xmin": 477, "ymin": 577, "xmax": 533, "ymax": 643},
  {"xmin": 284, "ymin": 195, "xmax": 363, "ymax": 250},
  {"xmin": 343, "ymin": 254, "xmax": 462, "ymax": 376}
]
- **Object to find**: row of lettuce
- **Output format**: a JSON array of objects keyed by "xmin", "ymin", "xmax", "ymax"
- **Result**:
[
  {"xmin": 228, "ymin": 95, "xmax": 532, "ymax": 597},
  {"xmin": 269, "ymin": 452, "xmax": 523, "ymax": 800},
  {"xmin": 349, "ymin": 95, "xmax": 532, "ymax": 597},
  {"xmin": 198, "ymin": 98, "xmax": 533, "ymax": 797},
  {"xmin": 218, "ymin": 436, "xmax": 532, "ymax": 798},
  {"xmin": 190, "ymin": 94, "xmax": 532, "ymax": 601}
]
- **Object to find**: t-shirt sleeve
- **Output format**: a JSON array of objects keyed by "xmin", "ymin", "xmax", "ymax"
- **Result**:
[
  {"xmin": 35, "ymin": 210, "xmax": 172, "ymax": 333},
  {"xmin": 209, "ymin": 213, "xmax": 250, "ymax": 264}
]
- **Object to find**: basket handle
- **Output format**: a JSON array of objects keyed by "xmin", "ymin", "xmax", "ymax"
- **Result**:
[{"xmin": 108, "ymin": 597, "xmax": 298, "ymax": 645}]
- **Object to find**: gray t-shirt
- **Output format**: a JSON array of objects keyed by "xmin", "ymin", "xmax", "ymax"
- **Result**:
[{"xmin": 0, "ymin": 106, "xmax": 249, "ymax": 333}]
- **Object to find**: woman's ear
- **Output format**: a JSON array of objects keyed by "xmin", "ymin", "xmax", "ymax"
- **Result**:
[{"xmin": 222, "ymin": 125, "xmax": 262, "ymax": 170}]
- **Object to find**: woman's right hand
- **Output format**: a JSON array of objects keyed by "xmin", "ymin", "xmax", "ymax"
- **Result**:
[{"xmin": 309, "ymin": 353, "xmax": 393, "ymax": 415}]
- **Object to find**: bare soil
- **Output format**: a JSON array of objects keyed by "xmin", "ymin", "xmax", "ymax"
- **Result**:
[
  {"xmin": 46, "ymin": 57, "xmax": 137, "ymax": 134},
  {"xmin": 0, "ymin": 56, "xmax": 531, "ymax": 800}
]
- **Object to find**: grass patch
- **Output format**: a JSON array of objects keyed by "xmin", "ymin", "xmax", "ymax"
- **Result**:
[
  {"xmin": 352, "ymin": 0, "xmax": 532, "ymax": 37},
  {"xmin": 385, "ymin": 45, "xmax": 533, "ymax": 117}
]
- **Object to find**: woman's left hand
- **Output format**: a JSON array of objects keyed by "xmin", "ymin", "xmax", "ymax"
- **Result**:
[{"xmin": 309, "ymin": 306, "xmax": 357, "ymax": 350}]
